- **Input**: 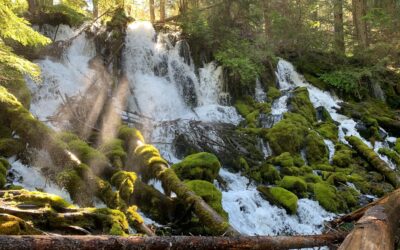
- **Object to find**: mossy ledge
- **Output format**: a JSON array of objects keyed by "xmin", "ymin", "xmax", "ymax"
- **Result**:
[
  {"xmin": 257, "ymin": 186, "xmax": 298, "ymax": 214},
  {"xmin": 172, "ymin": 153, "xmax": 221, "ymax": 182}
]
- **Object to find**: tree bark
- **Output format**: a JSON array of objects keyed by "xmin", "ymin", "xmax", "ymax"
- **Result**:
[
  {"xmin": 333, "ymin": 0, "xmax": 345, "ymax": 53},
  {"xmin": 352, "ymin": 0, "xmax": 369, "ymax": 49},
  {"xmin": 28, "ymin": 0, "xmax": 37, "ymax": 15},
  {"xmin": 262, "ymin": 0, "xmax": 270, "ymax": 40},
  {"xmin": 0, "ymin": 234, "xmax": 347, "ymax": 250},
  {"xmin": 159, "ymin": 0, "xmax": 166, "ymax": 22},
  {"xmin": 149, "ymin": 0, "xmax": 155, "ymax": 23},
  {"xmin": 338, "ymin": 188, "xmax": 400, "ymax": 250}
]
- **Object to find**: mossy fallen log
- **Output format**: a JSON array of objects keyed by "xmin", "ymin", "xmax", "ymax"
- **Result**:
[
  {"xmin": 134, "ymin": 144, "xmax": 239, "ymax": 236},
  {"xmin": 0, "ymin": 87, "xmax": 153, "ymax": 235},
  {"xmin": 345, "ymin": 136, "xmax": 400, "ymax": 188},
  {"xmin": 0, "ymin": 233, "xmax": 347, "ymax": 250},
  {"xmin": 338, "ymin": 188, "xmax": 400, "ymax": 250}
]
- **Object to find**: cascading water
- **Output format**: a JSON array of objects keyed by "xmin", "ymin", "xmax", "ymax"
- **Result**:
[
  {"xmin": 123, "ymin": 21, "xmax": 334, "ymax": 236},
  {"xmin": 9, "ymin": 25, "xmax": 97, "ymax": 201},
  {"xmin": 276, "ymin": 59, "xmax": 397, "ymax": 169}
]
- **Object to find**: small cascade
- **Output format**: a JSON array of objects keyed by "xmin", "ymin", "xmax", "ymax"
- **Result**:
[
  {"xmin": 324, "ymin": 139, "xmax": 335, "ymax": 163},
  {"xmin": 219, "ymin": 169, "xmax": 334, "ymax": 236},
  {"xmin": 255, "ymin": 79, "xmax": 267, "ymax": 103},
  {"xmin": 276, "ymin": 59, "xmax": 396, "ymax": 167}
]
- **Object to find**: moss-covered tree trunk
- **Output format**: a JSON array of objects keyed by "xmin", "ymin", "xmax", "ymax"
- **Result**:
[
  {"xmin": 134, "ymin": 144, "xmax": 240, "ymax": 236},
  {"xmin": 346, "ymin": 136, "xmax": 400, "ymax": 188}
]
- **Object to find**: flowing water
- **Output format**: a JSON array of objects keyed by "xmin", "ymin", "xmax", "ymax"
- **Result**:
[{"xmin": 13, "ymin": 21, "xmax": 398, "ymax": 236}]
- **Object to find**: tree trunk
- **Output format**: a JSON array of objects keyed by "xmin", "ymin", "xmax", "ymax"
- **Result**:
[
  {"xmin": 28, "ymin": 0, "xmax": 37, "ymax": 15},
  {"xmin": 93, "ymin": 0, "xmax": 99, "ymax": 18},
  {"xmin": 352, "ymin": 0, "xmax": 369, "ymax": 49},
  {"xmin": 0, "ymin": 234, "xmax": 347, "ymax": 250},
  {"xmin": 159, "ymin": 0, "xmax": 166, "ymax": 22},
  {"xmin": 149, "ymin": 0, "xmax": 155, "ymax": 23},
  {"xmin": 334, "ymin": 0, "xmax": 345, "ymax": 53},
  {"xmin": 338, "ymin": 188, "xmax": 400, "ymax": 250},
  {"xmin": 262, "ymin": 0, "xmax": 270, "ymax": 40}
]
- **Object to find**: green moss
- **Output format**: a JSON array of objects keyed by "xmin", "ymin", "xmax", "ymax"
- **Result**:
[
  {"xmin": 0, "ymin": 158, "xmax": 10, "ymax": 188},
  {"xmin": 326, "ymin": 172, "xmax": 348, "ymax": 185},
  {"xmin": 277, "ymin": 176, "xmax": 307, "ymax": 198},
  {"xmin": 316, "ymin": 122, "xmax": 338, "ymax": 141},
  {"xmin": 346, "ymin": 135, "xmax": 400, "ymax": 187},
  {"xmin": 259, "ymin": 164, "xmax": 281, "ymax": 184},
  {"xmin": 305, "ymin": 131, "xmax": 329, "ymax": 165},
  {"xmin": 0, "ymin": 214, "xmax": 41, "ymax": 235},
  {"xmin": 339, "ymin": 186, "xmax": 359, "ymax": 210},
  {"xmin": 289, "ymin": 87, "xmax": 317, "ymax": 123},
  {"xmin": 312, "ymin": 164, "xmax": 334, "ymax": 171},
  {"xmin": 313, "ymin": 182, "xmax": 345, "ymax": 213},
  {"xmin": 185, "ymin": 180, "xmax": 228, "ymax": 220},
  {"xmin": 332, "ymin": 144, "xmax": 354, "ymax": 168},
  {"xmin": 272, "ymin": 152, "xmax": 294, "ymax": 167},
  {"xmin": 118, "ymin": 125, "xmax": 145, "ymax": 149},
  {"xmin": 239, "ymin": 157, "xmax": 250, "ymax": 172},
  {"xmin": 395, "ymin": 138, "xmax": 400, "ymax": 154},
  {"xmin": 92, "ymin": 208, "xmax": 129, "ymax": 236},
  {"xmin": 0, "ymin": 138, "xmax": 25, "ymax": 157},
  {"xmin": 267, "ymin": 86, "xmax": 281, "ymax": 101},
  {"xmin": 110, "ymin": 171, "xmax": 137, "ymax": 201},
  {"xmin": 100, "ymin": 139, "xmax": 127, "ymax": 169},
  {"xmin": 257, "ymin": 186, "xmax": 298, "ymax": 214},
  {"xmin": 172, "ymin": 153, "xmax": 221, "ymax": 182},
  {"xmin": 0, "ymin": 76, "xmax": 31, "ymax": 109},
  {"xmin": 6, "ymin": 190, "xmax": 74, "ymax": 211},
  {"xmin": 267, "ymin": 113, "xmax": 309, "ymax": 155}
]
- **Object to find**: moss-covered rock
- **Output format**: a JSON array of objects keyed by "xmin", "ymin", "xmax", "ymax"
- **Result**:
[
  {"xmin": 267, "ymin": 86, "xmax": 281, "ymax": 101},
  {"xmin": 172, "ymin": 153, "xmax": 221, "ymax": 182},
  {"xmin": 257, "ymin": 186, "xmax": 298, "ymax": 214},
  {"xmin": 332, "ymin": 143, "xmax": 355, "ymax": 168},
  {"xmin": 185, "ymin": 180, "xmax": 228, "ymax": 220},
  {"xmin": 250, "ymin": 163, "xmax": 281, "ymax": 184},
  {"xmin": 288, "ymin": 87, "xmax": 317, "ymax": 123},
  {"xmin": 0, "ymin": 214, "xmax": 42, "ymax": 235},
  {"xmin": 272, "ymin": 152, "xmax": 294, "ymax": 167},
  {"xmin": 305, "ymin": 131, "xmax": 329, "ymax": 165},
  {"xmin": 316, "ymin": 122, "xmax": 338, "ymax": 141},
  {"xmin": 313, "ymin": 182, "xmax": 346, "ymax": 213},
  {"xmin": 277, "ymin": 176, "xmax": 308, "ymax": 198},
  {"xmin": 0, "ymin": 138, "xmax": 26, "ymax": 157},
  {"xmin": 267, "ymin": 113, "xmax": 309, "ymax": 155}
]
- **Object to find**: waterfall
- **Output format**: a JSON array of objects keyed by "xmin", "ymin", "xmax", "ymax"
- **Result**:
[{"xmin": 123, "ymin": 22, "xmax": 335, "ymax": 236}]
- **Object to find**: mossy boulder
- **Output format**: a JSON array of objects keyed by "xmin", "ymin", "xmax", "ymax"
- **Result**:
[
  {"xmin": 172, "ymin": 153, "xmax": 221, "ymax": 182},
  {"xmin": 332, "ymin": 144, "xmax": 354, "ymax": 168},
  {"xmin": 250, "ymin": 163, "xmax": 281, "ymax": 184},
  {"xmin": 267, "ymin": 113, "xmax": 309, "ymax": 155},
  {"xmin": 0, "ymin": 214, "xmax": 42, "ymax": 235},
  {"xmin": 316, "ymin": 122, "xmax": 338, "ymax": 141},
  {"xmin": 313, "ymin": 182, "xmax": 346, "ymax": 213},
  {"xmin": 272, "ymin": 152, "xmax": 294, "ymax": 167},
  {"xmin": 277, "ymin": 176, "xmax": 308, "ymax": 198},
  {"xmin": 378, "ymin": 148, "xmax": 400, "ymax": 167},
  {"xmin": 0, "ymin": 138, "xmax": 26, "ymax": 157},
  {"xmin": 305, "ymin": 131, "xmax": 329, "ymax": 165},
  {"xmin": 185, "ymin": 180, "xmax": 228, "ymax": 220},
  {"xmin": 257, "ymin": 186, "xmax": 298, "ymax": 214},
  {"xmin": 288, "ymin": 87, "xmax": 317, "ymax": 123},
  {"xmin": 267, "ymin": 86, "xmax": 281, "ymax": 101}
]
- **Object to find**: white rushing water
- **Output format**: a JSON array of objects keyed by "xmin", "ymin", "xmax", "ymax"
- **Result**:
[
  {"xmin": 276, "ymin": 59, "xmax": 395, "ymax": 166},
  {"xmin": 122, "ymin": 21, "xmax": 335, "ymax": 236}
]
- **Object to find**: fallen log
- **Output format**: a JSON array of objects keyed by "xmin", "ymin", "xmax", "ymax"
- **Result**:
[
  {"xmin": 345, "ymin": 136, "xmax": 400, "ymax": 187},
  {"xmin": 0, "ymin": 233, "xmax": 347, "ymax": 250},
  {"xmin": 338, "ymin": 188, "xmax": 400, "ymax": 250},
  {"xmin": 134, "ymin": 143, "xmax": 239, "ymax": 236}
]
